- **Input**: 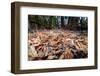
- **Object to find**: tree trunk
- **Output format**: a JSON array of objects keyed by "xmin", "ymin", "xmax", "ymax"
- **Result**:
[
  {"xmin": 61, "ymin": 16, "xmax": 64, "ymax": 28},
  {"xmin": 67, "ymin": 17, "xmax": 79, "ymax": 30}
]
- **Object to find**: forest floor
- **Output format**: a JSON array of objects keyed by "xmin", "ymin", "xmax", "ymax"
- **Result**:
[{"xmin": 28, "ymin": 29, "xmax": 88, "ymax": 61}]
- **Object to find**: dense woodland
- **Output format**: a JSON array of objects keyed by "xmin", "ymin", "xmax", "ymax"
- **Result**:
[
  {"xmin": 28, "ymin": 15, "xmax": 88, "ymax": 31},
  {"xmin": 28, "ymin": 15, "xmax": 88, "ymax": 61}
]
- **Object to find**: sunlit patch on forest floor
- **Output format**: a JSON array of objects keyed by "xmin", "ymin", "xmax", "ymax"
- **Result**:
[{"xmin": 28, "ymin": 29, "xmax": 88, "ymax": 61}]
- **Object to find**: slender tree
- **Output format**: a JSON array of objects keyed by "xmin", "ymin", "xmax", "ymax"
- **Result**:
[{"xmin": 61, "ymin": 16, "xmax": 64, "ymax": 28}]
